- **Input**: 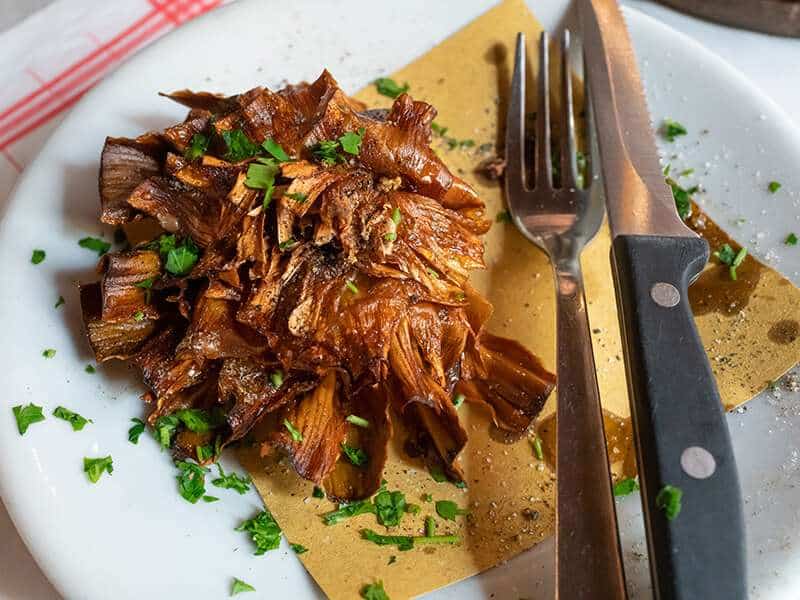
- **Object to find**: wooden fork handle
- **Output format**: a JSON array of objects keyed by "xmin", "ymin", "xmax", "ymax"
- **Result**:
[
  {"xmin": 554, "ymin": 258, "xmax": 627, "ymax": 599},
  {"xmin": 611, "ymin": 234, "xmax": 746, "ymax": 600}
]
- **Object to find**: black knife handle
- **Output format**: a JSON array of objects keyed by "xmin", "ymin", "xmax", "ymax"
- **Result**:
[{"xmin": 611, "ymin": 234, "xmax": 746, "ymax": 600}]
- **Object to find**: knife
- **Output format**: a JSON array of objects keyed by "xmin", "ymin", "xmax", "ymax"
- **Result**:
[{"xmin": 577, "ymin": 1, "xmax": 747, "ymax": 598}]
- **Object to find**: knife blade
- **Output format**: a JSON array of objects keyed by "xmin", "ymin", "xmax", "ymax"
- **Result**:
[{"xmin": 578, "ymin": 1, "xmax": 747, "ymax": 599}]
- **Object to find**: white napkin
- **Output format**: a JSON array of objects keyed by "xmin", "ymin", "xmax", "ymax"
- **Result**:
[{"xmin": 0, "ymin": 0, "xmax": 226, "ymax": 206}]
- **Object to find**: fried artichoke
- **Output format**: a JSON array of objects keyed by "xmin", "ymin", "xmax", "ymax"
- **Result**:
[{"xmin": 80, "ymin": 70, "xmax": 555, "ymax": 500}]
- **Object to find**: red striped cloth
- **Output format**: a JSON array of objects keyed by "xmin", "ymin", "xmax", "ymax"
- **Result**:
[{"xmin": 0, "ymin": 0, "xmax": 222, "ymax": 200}]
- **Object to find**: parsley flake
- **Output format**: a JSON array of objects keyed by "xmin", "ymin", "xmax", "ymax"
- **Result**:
[
  {"xmin": 346, "ymin": 414, "xmax": 370, "ymax": 428},
  {"xmin": 346, "ymin": 280, "xmax": 359, "ymax": 294},
  {"xmin": 655, "ymin": 484, "xmax": 683, "ymax": 520},
  {"xmin": 495, "ymin": 210, "xmax": 512, "ymax": 223},
  {"xmin": 175, "ymin": 460, "xmax": 209, "ymax": 503},
  {"xmin": 361, "ymin": 580, "xmax": 391, "ymax": 600},
  {"xmin": 374, "ymin": 78, "xmax": 409, "ymax": 99},
  {"xmin": 391, "ymin": 207, "xmax": 402, "ymax": 225},
  {"xmin": 435, "ymin": 499, "xmax": 469, "ymax": 521},
  {"xmin": 262, "ymin": 137, "xmax": 290, "ymax": 161},
  {"xmin": 211, "ymin": 463, "xmax": 252, "ymax": 494},
  {"xmin": 12, "ymin": 403, "xmax": 45, "ymax": 435},
  {"xmin": 185, "ymin": 133, "xmax": 209, "ymax": 160},
  {"xmin": 339, "ymin": 128, "xmax": 365, "ymax": 155},
  {"xmin": 341, "ymin": 442, "xmax": 368, "ymax": 467},
  {"xmin": 666, "ymin": 177, "xmax": 697, "ymax": 220},
  {"xmin": 53, "ymin": 406, "xmax": 91, "ymax": 431},
  {"xmin": 661, "ymin": 119, "xmax": 687, "ymax": 142},
  {"xmin": 290, "ymin": 543, "xmax": 308, "ymax": 554},
  {"xmin": 431, "ymin": 122, "xmax": 448, "ymax": 136},
  {"xmin": 531, "ymin": 435, "xmax": 544, "ymax": 461},
  {"xmin": 383, "ymin": 231, "xmax": 397, "ymax": 242},
  {"xmin": 153, "ymin": 414, "xmax": 180, "ymax": 449},
  {"xmin": 221, "ymin": 129, "xmax": 260, "ymax": 162},
  {"xmin": 164, "ymin": 238, "xmax": 199, "ymax": 276},
  {"xmin": 613, "ymin": 477, "xmax": 640, "ymax": 497},
  {"xmin": 231, "ymin": 578, "xmax": 256, "ymax": 595},
  {"xmin": 245, "ymin": 157, "xmax": 279, "ymax": 209},
  {"xmin": 284, "ymin": 418, "xmax": 303, "ymax": 442},
  {"xmin": 128, "ymin": 418, "xmax": 145, "ymax": 444},
  {"xmin": 452, "ymin": 393, "xmax": 465, "ymax": 409},
  {"xmin": 786, "ymin": 233, "xmax": 798, "ymax": 246},
  {"xmin": 31, "ymin": 249, "xmax": 46, "ymax": 264},
  {"xmin": 175, "ymin": 408, "xmax": 213, "ymax": 433},
  {"xmin": 714, "ymin": 243, "xmax": 747, "ymax": 280},
  {"xmin": 269, "ymin": 370, "xmax": 284, "ymax": 388},
  {"xmin": 312, "ymin": 139, "xmax": 341, "ymax": 166},
  {"xmin": 236, "ymin": 509, "xmax": 282, "ymax": 555},
  {"xmin": 133, "ymin": 310, "xmax": 145, "ymax": 322},
  {"xmin": 768, "ymin": 181, "xmax": 782, "ymax": 193},
  {"xmin": 374, "ymin": 489, "xmax": 406, "ymax": 526},
  {"xmin": 360, "ymin": 529, "xmax": 459, "ymax": 551},
  {"xmin": 78, "ymin": 236, "xmax": 111, "ymax": 256},
  {"xmin": 284, "ymin": 192, "xmax": 307, "ymax": 203},
  {"xmin": 322, "ymin": 499, "xmax": 375, "ymax": 525},
  {"xmin": 54, "ymin": 295, "xmax": 65, "ymax": 308},
  {"xmin": 84, "ymin": 456, "xmax": 113, "ymax": 483},
  {"xmin": 42, "ymin": 348, "xmax": 56, "ymax": 359},
  {"xmin": 85, "ymin": 364, "xmax": 96, "ymax": 374},
  {"xmin": 312, "ymin": 486, "xmax": 325, "ymax": 499}
]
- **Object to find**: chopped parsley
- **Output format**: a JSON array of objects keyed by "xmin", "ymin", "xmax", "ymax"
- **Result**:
[
  {"xmin": 211, "ymin": 463, "xmax": 252, "ymax": 494},
  {"xmin": 278, "ymin": 237, "xmax": 297, "ymax": 251},
  {"xmin": 311, "ymin": 130, "xmax": 365, "ymax": 165},
  {"xmin": 531, "ymin": 435, "xmax": 544, "ymax": 461},
  {"xmin": 360, "ymin": 529, "xmax": 459, "ymax": 551},
  {"xmin": 446, "ymin": 138, "xmax": 475, "ymax": 150},
  {"xmin": 435, "ymin": 500, "xmax": 469, "ymax": 521},
  {"xmin": 312, "ymin": 486, "xmax": 325, "ymax": 499},
  {"xmin": 55, "ymin": 295, "xmax": 65, "ymax": 308},
  {"xmin": 421, "ymin": 493, "xmax": 433, "ymax": 503},
  {"xmin": 678, "ymin": 168, "xmax": 694, "ymax": 177},
  {"xmin": 185, "ymin": 133, "xmax": 209, "ymax": 160},
  {"xmin": 383, "ymin": 231, "xmax": 397, "ymax": 242},
  {"xmin": 361, "ymin": 580, "xmax": 391, "ymax": 600},
  {"xmin": 155, "ymin": 234, "xmax": 199, "ymax": 276},
  {"xmin": 133, "ymin": 310, "xmax": 145, "ymax": 322},
  {"xmin": 666, "ymin": 177, "xmax": 697, "ymax": 220},
  {"xmin": 613, "ymin": 477, "xmax": 640, "ymax": 497},
  {"xmin": 346, "ymin": 280, "xmax": 359, "ymax": 294},
  {"xmin": 655, "ymin": 484, "xmax": 683, "ymax": 520},
  {"xmin": 231, "ymin": 578, "xmax": 256, "ymax": 595},
  {"xmin": 175, "ymin": 460, "xmax": 209, "ymax": 503},
  {"xmin": 312, "ymin": 139, "xmax": 341, "ymax": 166},
  {"xmin": 713, "ymin": 243, "xmax": 747, "ymax": 280},
  {"xmin": 341, "ymin": 442, "xmax": 368, "ymax": 467},
  {"xmin": 431, "ymin": 122, "xmax": 448, "ymax": 136},
  {"xmin": 405, "ymin": 503, "xmax": 420, "ymax": 515},
  {"xmin": 31, "ymin": 249, "xmax": 46, "ymax": 264},
  {"xmin": 284, "ymin": 418, "xmax": 303, "ymax": 442},
  {"xmin": 222, "ymin": 129, "xmax": 260, "ymax": 162},
  {"xmin": 340, "ymin": 128, "xmax": 366, "ymax": 155},
  {"xmin": 391, "ymin": 207, "xmax": 402, "ymax": 225},
  {"xmin": 84, "ymin": 456, "xmax": 113, "ymax": 483},
  {"xmin": 78, "ymin": 236, "xmax": 111, "ymax": 256},
  {"xmin": 262, "ymin": 137, "xmax": 290, "ymax": 161},
  {"xmin": 42, "ymin": 348, "xmax": 56, "ymax": 359},
  {"xmin": 174, "ymin": 408, "xmax": 213, "ymax": 433},
  {"xmin": 322, "ymin": 499, "xmax": 376, "ymax": 525},
  {"xmin": 661, "ymin": 118, "xmax": 687, "ymax": 142},
  {"xmin": 134, "ymin": 277, "xmax": 155, "ymax": 303},
  {"xmin": 236, "ymin": 509, "xmax": 282, "ymax": 555},
  {"xmin": 53, "ymin": 406, "xmax": 91, "ymax": 431},
  {"xmin": 495, "ymin": 210, "xmax": 512, "ymax": 223},
  {"xmin": 84, "ymin": 364, "xmax": 96, "ymax": 374},
  {"xmin": 786, "ymin": 233, "xmax": 798, "ymax": 246},
  {"xmin": 196, "ymin": 445, "xmax": 214, "ymax": 462},
  {"xmin": 245, "ymin": 157, "xmax": 279, "ymax": 209},
  {"xmin": 12, "ymin": 403, "xmax": 45, "ymax": 435},
  {"xmin": 425, "ymin": 515, "xmax": 436, "ymax": 537},
  {"xmin": 290, "ymin": 543, "xmax": 308, "ymax": 554},
  {"xmin": 269, "ymin": 370, "xmax": 284, "ymax": 388},
  {"xmin": 374, "ymin": 489, "xmax": 407, "ymax": 527},
  {"xmin": 284, "ymin": 192, "xmax": 307, "ymax": 203},
  {"xmin": 452, "ymin": 393, "xmax": 465, "ymax": 409},
  {"xmin": 203, "ymin": 495, "xmax": 219, "ymax": 503},
  {"xmin": 768, "ymin": 181, "xmax": 782, "ymax": 193},
  {"xmin": 153, "ymin": 414, "xmax": 180, "ymax": 449},
  {"xmin": 128, "ymin": 418, "xmax": 145, "ymax": 444},
  {"xmin": 346, "ymin": 414, "xmax": 370, "ymax": 428},
  {"xmin": 374, "ymin": 77, "xmax": 409, "ymax": 99}
]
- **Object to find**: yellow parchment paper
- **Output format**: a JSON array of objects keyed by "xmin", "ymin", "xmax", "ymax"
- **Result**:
[{"xmin": 239, "ymin": 1, "xmax": 800, "ymax": 598}]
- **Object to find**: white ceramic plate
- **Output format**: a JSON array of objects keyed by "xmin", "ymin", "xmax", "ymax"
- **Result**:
[{"xmin": 2, "ymin": 1, "xmax": 799, "ymax": 598}]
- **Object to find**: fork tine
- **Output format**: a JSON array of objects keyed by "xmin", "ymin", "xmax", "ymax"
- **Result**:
[
  {"xmin": 505, "ymin": 33, "xmax": 527, "ymax": 196},
  {"xmin": 535, "ymin": 31, "xmax": 552, "ymax": 190},
  {"xmin": 583, "ymin": 48, "xmax": 595, "ymax": 185},
  {"xmin": 559, "ymin": 30, "xmax": 578, "ymax": 189}
]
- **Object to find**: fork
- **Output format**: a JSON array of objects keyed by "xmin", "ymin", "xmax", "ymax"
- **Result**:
[{"xmin": 505, "ymin": 30, "xmax": 627, "ymax": 599}]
